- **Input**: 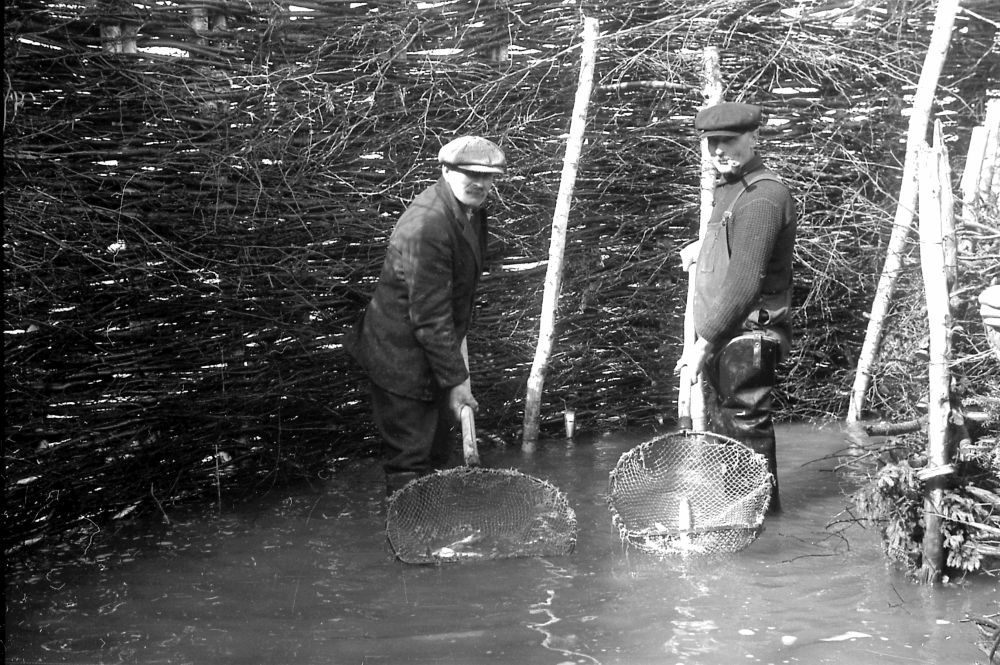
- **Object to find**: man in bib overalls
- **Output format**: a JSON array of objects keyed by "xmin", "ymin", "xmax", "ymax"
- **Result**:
[{"xmin": 675, "ymin": 102, "xmax": 797, "ymax": 512}]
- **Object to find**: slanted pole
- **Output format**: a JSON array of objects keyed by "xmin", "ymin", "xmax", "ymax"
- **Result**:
[
  {"xmin": 846, "ymin": 0, "xmax": 960, "ymax": 422},
  {"xmin": 522, "ymin": 17, "xmax": 599, "ymax": 451}
]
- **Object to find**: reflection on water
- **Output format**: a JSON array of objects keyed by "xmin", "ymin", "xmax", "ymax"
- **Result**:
[
  {"xmin": 526, "ymin": 560, "xmax": 602, "ymax": 665},
  {"xmin": 6, "ymin": 422, "xmax": 997, "ymax": 665}
]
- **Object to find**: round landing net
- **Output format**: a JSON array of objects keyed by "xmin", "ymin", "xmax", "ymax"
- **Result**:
[
  {"xmin": 607, "ymin": 431, "xmax": 772, "ymax": 557},
  {"xmin": 386, "ymin": 467, "xmax": 577, "ymax": 564}
]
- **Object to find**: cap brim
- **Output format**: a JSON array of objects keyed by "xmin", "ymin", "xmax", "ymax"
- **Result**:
[
  {"xmin": 447, "ymin": 163, "xmax": 505, "ymax": 174},
  {"xmin": 700, "ymin": 129, "xmax": 746, "ymax": 138}
]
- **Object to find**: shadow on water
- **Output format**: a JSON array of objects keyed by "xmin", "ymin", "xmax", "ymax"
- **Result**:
[{"xmin": 6, "ymin": 421, "xmax": 997, "ymax": 664}]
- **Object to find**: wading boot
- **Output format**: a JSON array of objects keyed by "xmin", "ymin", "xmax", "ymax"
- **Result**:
[
  {"xmin": 385, "ymin": 471, "xmax": 421, "ymax": 497},
  {"xmin": 745, "ymin": 435, "xmax": 780, "ymax": 513}
]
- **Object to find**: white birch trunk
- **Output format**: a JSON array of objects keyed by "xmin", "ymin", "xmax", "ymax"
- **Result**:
[
  {"xmin": 678, "ymin": 46, "xmax": 722, "ymax": 430},
  {"xmin": 521, "ymin": 17, "xmax": 600, "ymax": 450},
  {"xmin": 960, "ymin": 125, "xmax": 988, "ymax": 234},
  {"xmin": 846, "ymin": 0, "xmax": 960, "ymax": 423},
  {"xmin": 934, "ymin": 122, "xmax": 957, "ymax": 288},
  {"xmin": 980, "ymin": 99, "xmax": 1000, "ymax": 199},
  {"xmin": 917, "ymin": 135, "xmax": 953, "ymax": 583},
  {"xmin": 101, "ymin": 24, "xmax": 122, "ymax": 54}
]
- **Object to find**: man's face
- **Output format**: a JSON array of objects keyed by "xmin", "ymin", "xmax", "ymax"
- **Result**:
[
  {"xmin": 706, "ymin": 130, "xmax": 756, "ymax": 177},
  {"xmin": 443, "ymin": 166, "xmax": 496, "ymax": 209}
]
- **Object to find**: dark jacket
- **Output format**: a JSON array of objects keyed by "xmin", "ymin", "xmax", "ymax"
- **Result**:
[
  {"xmin": 346, "ymin": 177, "xmax": 488, "ymax": 400},
  {"xmin": 694, "ymin": 156, "xmax": 796, "ymax": 353}
]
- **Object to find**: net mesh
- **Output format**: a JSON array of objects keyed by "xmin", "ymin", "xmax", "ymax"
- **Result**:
[
  {"xmin": 607, "ymin": 431, "xmax": 772, "ymax": 557},
  {"xmin": 386, "ymin": 467, "xmax": 577, "ymax": 564}
]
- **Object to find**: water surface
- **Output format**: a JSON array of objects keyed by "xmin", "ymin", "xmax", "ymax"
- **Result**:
[{"xmin": 6, "ymin": 422, "xmax": 996, "ymax": 664}]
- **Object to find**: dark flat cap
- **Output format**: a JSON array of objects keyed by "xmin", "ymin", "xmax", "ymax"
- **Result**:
[
  {"xmin": 438, "ymin": 136, "xmax": 507, "ymax": 174},
  {"xmin": 694, "ymin": 102, "xmax": 762, "ymax": 137}
]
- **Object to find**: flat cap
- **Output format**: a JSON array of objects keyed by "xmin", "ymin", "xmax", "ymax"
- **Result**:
[
  {"xmin": 694, "ymin": 102, "xmax": 762, "ymax": 137},
  {"xmin": 438, "ymin": 136, "xmax": 507, "ymax": 174}
]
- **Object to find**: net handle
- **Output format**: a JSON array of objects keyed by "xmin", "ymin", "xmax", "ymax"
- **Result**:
[{"xmin": 461, "ymin": 405, "xmax": 480, "ymax": 466}]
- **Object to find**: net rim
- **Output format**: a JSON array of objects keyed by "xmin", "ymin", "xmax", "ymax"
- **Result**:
[
  {"xmin": 617, "ymin": 527, "xmax": 764, "ymax": 557},
  {"xmin": 606, "ymin": 430, "xmax": 772, "ymax": 556},
  {"xmin": 385, "ymin": 466, "xmax": 578, "ymax": 565}
]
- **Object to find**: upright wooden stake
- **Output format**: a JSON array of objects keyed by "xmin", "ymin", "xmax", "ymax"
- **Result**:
[
  {"xmin": 958, "ymin": 100, "xmax": 999, "ymax": 256},
  {"xmin": 190, "ymin": 6, "xmax": 209, "ymax": 42},
  {"xmin": 522, "ymin": 17, "xmax": 599, "ymax": 450},
  {"xmin": 979, "ymin": 99, "xmax": 1000, "ymax": 199},
  {"xmin": 101, "ymin": 23, "xmax": 123, "ymax": 54},
  {"xmin": 678, "ymin": 46, "xmax": 721, "ymax": 430},
  {"xmin": 846, "ymin": 0, "xmax": 960, "ymax": 423},
  {"xmin": 917, "ymin": 131, "xmax": 954, "ymax": 584},
  {"xmin": 934, "ymin": 122, "xmax": 957, "ymax": 289},
  {"xmin": 100, "ymin": 23, "xmax": 137, "ymax": 54},
  {"xmin": 959, "ymin": 124, "xmax": 987, "ymax": 251}
]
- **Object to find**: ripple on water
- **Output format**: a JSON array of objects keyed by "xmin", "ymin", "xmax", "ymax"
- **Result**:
[{"xmin": 5, "ymin": 422, "xmax": 996, "ymax": 665}]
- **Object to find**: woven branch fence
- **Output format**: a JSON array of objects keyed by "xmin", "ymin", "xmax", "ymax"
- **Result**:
[{"xmin": 4, "ymin": 0, "xmax": 999, "ymax": 558}]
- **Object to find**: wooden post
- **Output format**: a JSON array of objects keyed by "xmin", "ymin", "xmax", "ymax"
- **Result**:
[
  {"xmin": 101, "ymin": 23, "xmax": 123, "ymax": 54},
  {"xmin": 96, "ymin": 0, "xmax": 138, "ymax": 54},
  {"xmin": 960, "ymin": 125, "xmax": 988, "ymax": 244},
  {"xmin": 189, "ymin": 1, "xmax": 228, "ymax": 45},
  {"xmin": 979, "ymin": 99, "xmax": 1000, "ymax": 197},
  {"xmin": 122, "ymin": 25, "xmax": 137, "ymax": 54},
  {"xmin": 846, "ymin": 0, "xmax": 960, "ymax": 423},
  {"xmin": 678, "ymin": 46, "xmax": 721, "ymax": 430},
  {"xmin": 961, "ymin": 123, "xmax": 989, "ymax": 203},
  {"xmin": 916, "ymin": 129, "xmax": 955, "ymax": 584},
  {"xmin": 958, "ymin": 99, "xmax": 1000, "ymax": 254},
  {"xmin": 979, "ymin": 99, "xmax": 1000, "ymax": 199},
  {"xmin": 522, "ymin": 17, "xmax": 599, "ymax": 451},
  {"xmin": 100, "ymin": 23, "xmax": 137, "ymax": 54},
  {"xmin": 935, "ymin": 122, "xmax": 957, "ymax": 288},
  {"xmin": 190, "ymin": 6, "xmax": 209, "ymax": 39},
  {"xmin": 483, "ymin": 44, "xmax": 509, "ymax": 62}
]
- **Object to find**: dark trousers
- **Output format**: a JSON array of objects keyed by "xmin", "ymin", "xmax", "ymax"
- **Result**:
[
  {"xmin": 369, "ymin": 382, "xmax": 456, "ymax": 475},
  {"xmin": 703, "ymin": 331, "xmax": 782, "ymax": 509}
]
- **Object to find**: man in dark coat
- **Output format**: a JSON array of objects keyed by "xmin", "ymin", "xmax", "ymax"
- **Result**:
[
  {"xmin": 675, "ymin": 102, "xmax": 797, "ymax": 512},
  {"xmin": 347, "ymin": 136, "xmax": 506, "ymax": 495}
]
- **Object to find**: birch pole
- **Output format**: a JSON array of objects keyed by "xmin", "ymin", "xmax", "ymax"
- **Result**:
[
  {"xmin": 521, "ymin": 17, "xmax": 599, "ymax": 451},
  {"xmin": 959, "ymin": 99, "xmax": 1000, "ymax": 223},
  {"xmin": 678, "ymin": 46, "xmax": 722, "ymax": 430},
  {"xmin": 959, "ymin": 124, "xmax": 988, "ymax": 242},
  {"xmin": 979, "ymin": 99, "xmax": 1000, "ymax": 199},
  {"xmin": 935, "ymin": 121, "xmax": 957, "ymax": 288},
  {"xmin": 846, "ymin": 0, "xmax": 960, "ymax": 423},
  {"xmin": 916, "ymin": 128, "xmax": 955, "ymax": 583}
]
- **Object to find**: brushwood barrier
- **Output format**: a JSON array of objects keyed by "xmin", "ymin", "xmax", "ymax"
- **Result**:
[{"xmin": 5, "ymin": 0, "xmax": 999, "ymax": 557}]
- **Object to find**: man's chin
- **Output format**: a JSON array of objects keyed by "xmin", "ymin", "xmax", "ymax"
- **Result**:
[{"xmin": 714, "ymin": 163, "xmax": 743, "ymax": 179}]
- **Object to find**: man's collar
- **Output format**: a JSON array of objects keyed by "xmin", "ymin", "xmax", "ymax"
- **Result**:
[{"xmin": 721, "ymin": 154, "xmax": 764, "ymax": 184}]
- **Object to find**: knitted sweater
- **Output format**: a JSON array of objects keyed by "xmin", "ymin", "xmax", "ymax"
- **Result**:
[{"xmin": 693, "ymin": 156, "xmax": 796, "ymax": 348}]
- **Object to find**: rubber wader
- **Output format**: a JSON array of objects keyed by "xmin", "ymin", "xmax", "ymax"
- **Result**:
[
  {"xmin": 385, "ymin": 471, "xmax": 422, "ymax": 497},
  {"xmin": 705, "ymin": 332, "xmax": 782, "ymax": 512}
]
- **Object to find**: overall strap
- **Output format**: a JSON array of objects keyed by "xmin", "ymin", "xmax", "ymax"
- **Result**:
[{"xmin": 723, "ymin": 171, "xmax": 784, "ymax": 256}]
